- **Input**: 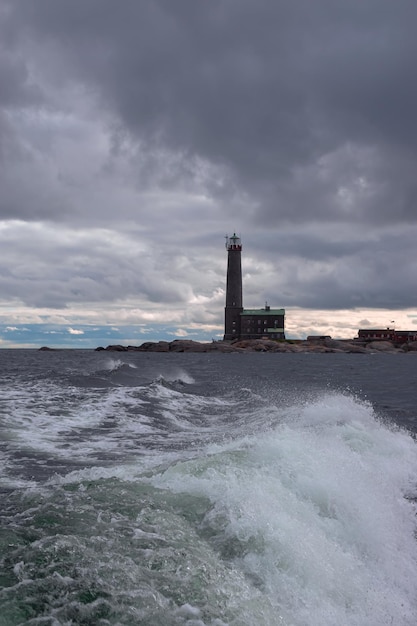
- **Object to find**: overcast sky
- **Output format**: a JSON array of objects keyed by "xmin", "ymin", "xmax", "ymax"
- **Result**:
[{"xmin": 1, "ymin": 0, "xmax": 417, "ymax": 347}]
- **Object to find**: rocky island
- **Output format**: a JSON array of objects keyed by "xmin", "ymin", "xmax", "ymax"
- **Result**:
[{"xmin": 96, "ymin": 337, "xmax": 417, "ymax": 354}]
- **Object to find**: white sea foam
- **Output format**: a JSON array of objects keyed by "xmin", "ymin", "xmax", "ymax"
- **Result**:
[
  {"xmin": 152, "ymin": 393, "xmax": 417, "ymax": 626},
  {"xmin": 1, "ymin": 384, "xmax": 152, "ymax": 461}
]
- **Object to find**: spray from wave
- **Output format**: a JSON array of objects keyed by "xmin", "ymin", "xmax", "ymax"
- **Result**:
[
  {"xmin": 148, "ymin": 393, "xmax": 417, "ymax": 626},
  {"xmin": 101, "ymin": 357, "xmax": 138, "ymax": 371}
]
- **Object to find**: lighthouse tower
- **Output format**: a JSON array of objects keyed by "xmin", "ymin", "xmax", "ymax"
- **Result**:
[{"xmin": 224, "ymin": 233, "xmax": 243, "ymax": 340}]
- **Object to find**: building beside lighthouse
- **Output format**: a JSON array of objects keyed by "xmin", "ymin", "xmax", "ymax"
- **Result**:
[{"xmin": 224, "ymin": 234, "xmax": 285, "ymax": 340}]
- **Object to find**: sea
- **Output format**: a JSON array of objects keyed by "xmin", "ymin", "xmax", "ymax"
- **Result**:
[{"xmin": 1, "ymin": 349, "xmax": 417, "ymax": 626}]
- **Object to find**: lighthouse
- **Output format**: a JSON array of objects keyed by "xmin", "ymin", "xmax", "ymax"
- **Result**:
[
  {"xmin": 224, "ymin": 233, "xmax": 243, "ymax": 340},
  {"xmin": 223, "ymin": 234, "xmax": 286, "ymax": 341}
]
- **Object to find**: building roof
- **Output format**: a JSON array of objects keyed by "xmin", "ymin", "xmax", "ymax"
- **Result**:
[{"xmin": 241, "ymin": 309, "xmax": 285, "ymax": 316}]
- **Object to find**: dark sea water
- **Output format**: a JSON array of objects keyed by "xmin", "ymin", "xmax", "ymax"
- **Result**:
[{"xmin": 0, "ymin": 349, "xmax": 416, "ymax": 626}]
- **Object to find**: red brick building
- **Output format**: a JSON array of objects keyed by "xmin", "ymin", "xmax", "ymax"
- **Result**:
[{"xmin": 357, "ymin": 329, "xmax": 417, "ymax": 343}]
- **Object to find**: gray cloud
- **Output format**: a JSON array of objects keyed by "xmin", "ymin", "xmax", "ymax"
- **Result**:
[{"xmin": 0, "ymin": 0, "xmax": 416, "ymax": 340}]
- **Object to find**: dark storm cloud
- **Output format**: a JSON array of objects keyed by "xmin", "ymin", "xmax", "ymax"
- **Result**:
[
  {"xmin": 0, "ymin": 0, "xmax": 416, "ymax": 329},
  {"xmin": 0, "ymin": 54, "xmax": 39, "ymax": 108},
  {"xmin": 4, "ymin": 0, "xmax": 417, "ymax": 223}
]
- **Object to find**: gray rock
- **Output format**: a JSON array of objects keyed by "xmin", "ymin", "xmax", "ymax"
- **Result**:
[{"xmin": 365, "ymin": 341, "xmax": 399, "ymax": 352}]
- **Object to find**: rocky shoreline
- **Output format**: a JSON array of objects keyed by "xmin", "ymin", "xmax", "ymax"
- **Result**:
[{"xmin": 95, "ymin": 338, "xmax": 417, "ymax": 354}]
